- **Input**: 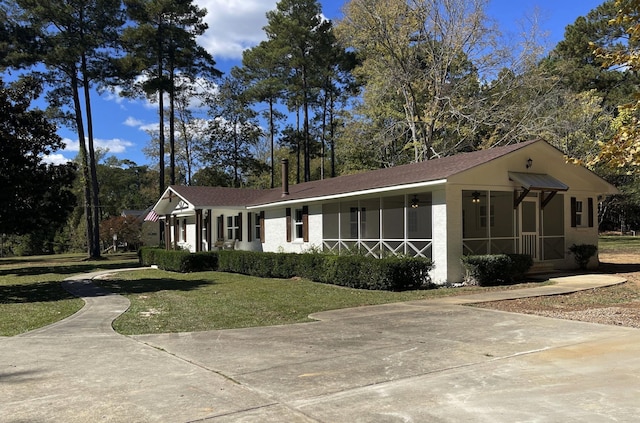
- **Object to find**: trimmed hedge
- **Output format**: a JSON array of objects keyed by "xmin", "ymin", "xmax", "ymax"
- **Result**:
[
  {"xmin": 139, "ymin": 247, "xmax": 217, "ymax": 272},
  {"xmin": 139, "ymin": 247, "xmax": 434, "ymax": 291},
  {"xmin": 461, "ymin": 254, "xmax": 533, "ymax": 286}
]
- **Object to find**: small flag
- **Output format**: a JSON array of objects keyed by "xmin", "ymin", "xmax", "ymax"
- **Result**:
[{"xmin": 144, "ymin": 210, "xmax": 160, "ymax": 222}]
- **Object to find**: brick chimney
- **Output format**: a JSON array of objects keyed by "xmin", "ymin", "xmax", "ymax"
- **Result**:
[{"xmin": 281, "ymin": 159, "xmax": 289, "ymax": 197}]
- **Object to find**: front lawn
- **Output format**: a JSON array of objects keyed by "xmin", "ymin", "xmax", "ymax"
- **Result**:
[
  {"xmin": 599, "ymin": 235, "xmax": 640, "ymax": 254},
  {"xmin": 97, "ymin": 269, "xmax": 544, "ymax": 335}
]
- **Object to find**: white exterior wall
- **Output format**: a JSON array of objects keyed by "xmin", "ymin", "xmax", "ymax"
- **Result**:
[
  {"xmin": 261, "ymin": 205, "xmax": 322, "ymax": 254},
  {"xmin": 563, "ymin": 194, "xmax": 600, "ymax": 269},
  {"xmin": 308, "ymin": 205, "xmax": 323, "ymax": 248}
]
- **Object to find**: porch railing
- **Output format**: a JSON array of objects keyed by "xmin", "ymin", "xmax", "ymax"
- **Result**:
[{"xmin": 322, "ymin": 238, "xmax": 432, "ymax": 259}]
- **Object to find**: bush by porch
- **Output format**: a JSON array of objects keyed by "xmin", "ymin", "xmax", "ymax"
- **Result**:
[{"xmin": 139, "ymin": 247, "xmax": 434, "ymax": 291}]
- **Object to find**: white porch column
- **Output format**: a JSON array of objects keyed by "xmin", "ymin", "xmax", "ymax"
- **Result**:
[
  {"xmin": 431, "ymin": 187, "xmax": 464, "ymax": 284},
  {"xmin": 431, "ymin": 189, "xmax": 448, "ymax": 284}
]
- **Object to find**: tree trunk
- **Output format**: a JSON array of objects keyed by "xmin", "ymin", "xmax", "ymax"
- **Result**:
[
  {"xmin": 71, "ymin": 73, "xmax": 95, "ymax": 257},
  {"xmin": 302, "ymin": 66, "xmax": 311, "ymax": 182},
  {"xmin": 269, "ymin": 98, "xmax": 275, "ymax": 188},
  {"xmin": 169, "ymin": 61, "xmax": 176, "ymax": 186},
  {"xmin": 82, "ymin": 52, "xmax": 101, "ymax": 258}
]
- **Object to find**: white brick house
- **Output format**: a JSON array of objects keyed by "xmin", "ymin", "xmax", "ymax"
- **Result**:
[{"xmin": 149, "ymin": 140, "xmax": 618, "ymax": 283}]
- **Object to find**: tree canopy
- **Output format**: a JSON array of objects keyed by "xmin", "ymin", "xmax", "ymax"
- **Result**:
[{"xmin": 0, "ymin": 77, "xmax": 76, "ymax": 235}]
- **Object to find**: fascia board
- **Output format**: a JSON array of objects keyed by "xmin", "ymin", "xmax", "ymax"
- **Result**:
[{"xmin": 247, "ymin": 179, "xmax": 447, "ymax": 210}]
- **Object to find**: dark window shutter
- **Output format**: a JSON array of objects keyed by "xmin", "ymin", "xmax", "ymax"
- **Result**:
[
  {"xmin": 217, "ymin": 215, "xmax": 224, "ymax": 240},
  {"xmin": 260, "ymin": 211, "xmax": 265, "ymax": 242},
  {"xmin": 302, "ymin": 206, "xmax": 309, "ymax": 242},
  {"xmin": 588, "ymin": 198, "xmax": 594, "ymax": 228},
  {"xmin": 237, "ymin": 213, "xmax": 243, "ymax": 241},
  {"xmin": 570, "ymin": 197, "xmax": 577, "ymax": 228},
  {"xmin": 286, "ymin": 208, "xmax": 292, "ymax": 242},
  {"xmin": 247, "ymin": 212, "xmax": 253, "ymax": 242}
]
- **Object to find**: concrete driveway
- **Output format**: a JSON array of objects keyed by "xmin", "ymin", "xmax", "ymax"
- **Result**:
[{"xmin": 2, "ymin": 271, "xmax": 639, "ymax": 422}]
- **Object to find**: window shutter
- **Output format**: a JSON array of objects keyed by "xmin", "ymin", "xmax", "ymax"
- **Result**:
[
  {"xmin": 260, "ymin": 211, "xmax": 265, "ymax": 242},
  {"xmin": 286, "ymin": 208, "xmax": 292, "ymax": 242},
  {"xmin": 206, "ymin": 210, "xmax": 212, "ymax": 249},
  {"xmin": 570, "ymin": 197, "xmax": 577, "ymax": 228},
  {"xmin": 247, "ymin": 212, "xmax": 253, "ymax": 242},
  {"xmin": 302, "ymin": 205, "xmax": 309, "ymax": 242},
  {"xmin": 217, "ymin": 215, "xmax": 224, "ymax": 240},
  {"xmin": 588, "ymin": 198, "xmax": 594, "ymax": 228},
  {"xmin": 237, "ymin": 212, "xmax": 243, "ymax": 241}
]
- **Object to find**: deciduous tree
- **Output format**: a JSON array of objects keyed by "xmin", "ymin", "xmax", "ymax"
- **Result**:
[
  {"xmin": 0, "ymin": 77, "xmax": 76, "ymax": 236},
  {"xmin": 594, "ymin": 0, "xmax": 640, "ymax": 170}
]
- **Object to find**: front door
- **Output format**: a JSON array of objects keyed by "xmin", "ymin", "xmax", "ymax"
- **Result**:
[{"xmin": 520, "ymin": 197, "xmax": 539, "ymax": 260}]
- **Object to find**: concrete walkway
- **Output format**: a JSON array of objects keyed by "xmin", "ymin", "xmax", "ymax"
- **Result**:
[{"xmin": 2, "ymin": 271, "xmax": 639, "ymax": 422}]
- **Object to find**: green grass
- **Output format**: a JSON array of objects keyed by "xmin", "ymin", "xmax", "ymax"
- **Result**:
[
  {"xmin": 98, "ymin": 269, "xmax": 545, "ymax": 335},
  {"xmin": 10, "ymin": 236, "xmax": 637, "ymax": 337},
  {"xmin": 599, "ymin": 236, "xmax": 640, "ymax": 254},
  {"xmin": 0, "ymin": 253, "xmax": 140, "ymax": 336}
]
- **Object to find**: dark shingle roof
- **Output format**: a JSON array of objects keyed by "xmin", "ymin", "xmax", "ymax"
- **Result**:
[
  {"xmin": 254, "ymin": 140, "xmax": 538, "ymax": 206},
  {"xmin": 171, "ymin": 140, "xmax": 539, "ymax": 208},
  {"xmin": 170, "ymin": 185, "xmax": 266, "ymax": 207}
]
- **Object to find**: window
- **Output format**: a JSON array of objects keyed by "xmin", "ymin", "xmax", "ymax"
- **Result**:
[
  {"xmin": 287, "ymin": 206, "xmax": 308, "ymax": 242},
  {"xmin": 227, "ymin": 215, "xmax": 239, "ymax": 240},
  {"xmin": 571, "ymin": 197, "xmax": 593, "ymax": 228},
  {"xmin": 254, "ymin": 212, "xmax": 262, "ymax": 241},
  {"xmin": 181, "ymin": 218, "xmax": 187, "ymax": 241},
  {"xmin": 479, "ymin": 205, "xmax": 495, "ymax": 228},
  {"xmin": 349, "ymin": 207, "xmax": 358, "ymax": 238},
  {"xmin": 294, "ymin": 208, "xmax": 304, "ymax": 239}
]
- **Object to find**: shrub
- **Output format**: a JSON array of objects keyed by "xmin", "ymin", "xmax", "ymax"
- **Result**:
[
  {"xmin": 139, "ymin": 247, "xmax": 217, "ymax": 272},
  {"xmin": 139, "ymin": 248, "xmax": 434, "ymax": 291},
  {"xmin": 568, "ymin": 243, "xmax": 598, "ymax": 270},
  {"xmin": 461, "ymin": 254, "xmax": 533, "ymax": 286}
]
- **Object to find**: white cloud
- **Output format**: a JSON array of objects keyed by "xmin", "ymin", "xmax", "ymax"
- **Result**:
[
  {"xmin": 61, "ymin": 137, "xmax": 134, "ymax": 154},
  {"xmin": 196, "ymin": 0, "xmax": 277, "ymax": 60},
  {"xmin": 42, "ymin": 153, "xmax": 71, "ymax": 165},
  {"xmin": 123, "ymin": 117, "xmax": 159, "ymax": 133},
  {"xmin": 124, "ymin": 116, "xmax": 143, "ymax": 127}
]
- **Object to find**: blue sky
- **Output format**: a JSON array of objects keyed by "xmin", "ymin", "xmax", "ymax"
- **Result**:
[{"xmin": 48, "ymin": 0, "xmax": 606, "ymax": 167}]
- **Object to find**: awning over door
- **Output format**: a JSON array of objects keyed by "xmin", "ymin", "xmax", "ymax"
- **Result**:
[
  {"xmin": 508, "ymin": 172, "xmax": 569, "ymax": 191},
  {"xmin": 509, "ymin": 172, "xmax": 569, "ymax": 209}
]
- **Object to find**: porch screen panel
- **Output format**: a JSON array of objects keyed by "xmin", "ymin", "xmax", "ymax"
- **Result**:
[
  {"xmin": 491, "ymin": 192, "xmax": 515, "ymax": 238},
  {"xmin": 340, "ymin": 201, "xmax": 359, "ymax": 239},
  {"xmin": 543, "ymin": 194, "xmax": 564, "ymax": 236},
  {"xmin": 462, "ymin": 190, "xmax": 488, "ymax": 239},
  {"xmin": 408, "ymin": 193, "xmax": 431, "ymax": 239},
  {"xmin": 542, "ymin": 194, "xmax": 565, "ymax": 260},
  {"xmin": 322, "ymin": 203, "xmax": 339, "ymax": 239},
  {"xmin": 382, "ymin": 195, "xmax": 404, "ymax": 239},
  {"xmin": 360, "ymin": 198, "xmax": 380, "ymax": 239}
]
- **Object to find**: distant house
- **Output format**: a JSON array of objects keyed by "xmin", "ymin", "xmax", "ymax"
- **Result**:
[
  {"xmin": 148, "ymin": 140, "xmax": 618, "ymax": 283},
  {"xmin": 121, "ymin": 209, "xmax": 160, "ymax": 248}
]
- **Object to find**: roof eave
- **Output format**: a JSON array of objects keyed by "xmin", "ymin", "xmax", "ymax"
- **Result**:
[{"xmin": 247, "ymin": 179, "xmax": 448, "ymax": 210}]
